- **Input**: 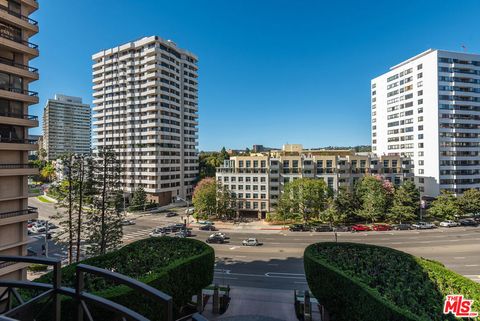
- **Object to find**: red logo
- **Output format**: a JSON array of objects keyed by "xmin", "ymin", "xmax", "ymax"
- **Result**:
[{"xmin": 443, "ymin": 295, "xmax": 478, "ymax": 318}]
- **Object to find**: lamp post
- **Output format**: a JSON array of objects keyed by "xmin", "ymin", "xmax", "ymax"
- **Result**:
[{"xmin": 176, "ymin": 196, "xmax": 191, "ymax": 227}]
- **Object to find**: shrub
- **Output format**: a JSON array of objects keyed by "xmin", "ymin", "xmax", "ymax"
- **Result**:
[
  {"xmin": 33, "ymin": 237, "xmax": 214, "ymax": 321},
  {"xmin": 304, "ymin": 242, "xmax": 480, "ymax": 321},
  {"xmin": 27, "ymin": 264, "xmax": 48, "ymax": 272}
]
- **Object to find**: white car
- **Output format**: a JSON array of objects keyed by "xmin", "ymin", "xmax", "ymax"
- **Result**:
[
  {"xmin": 31, "ymin": 225, "xmax": 46, "ymax": 233},
  {"xmin": 242, "ymin": 238, "xmax": 262, "ymax": 246},
  {"xmin": 412, "ymin": 222, "xmax": 435, "ymax": 229},
  {"xmin": 149, "ymin": 228, "xmax": 166, "ymax": 237},
  {"xmin": 439, "ymin": 220, "xmax": 460, "ymax": 228},
  {"xmin": 210, "ymin": 232, "xmax": 228, "ymax": 239}
]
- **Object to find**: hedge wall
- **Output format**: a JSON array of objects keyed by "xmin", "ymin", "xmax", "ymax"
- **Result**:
[
  {"xmin": 33, "ymin": 237, "xmax": 215, "ymax": 321},
  {"xmin": 304, "ymin": 242, "xmax": 480, "ymax": 321}
]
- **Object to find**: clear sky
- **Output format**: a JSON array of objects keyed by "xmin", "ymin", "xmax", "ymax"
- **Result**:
[{"xmin": 29, "ymin": 0, "xmax": 480, "ymax": 151}]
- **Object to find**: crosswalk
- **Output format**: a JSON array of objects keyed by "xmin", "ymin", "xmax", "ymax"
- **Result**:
[{"xmin": 122, "ymin": 228, "xmax": 153, "ymax": 243}]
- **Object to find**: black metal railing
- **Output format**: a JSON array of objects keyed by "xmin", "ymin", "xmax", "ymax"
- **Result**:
[
  {"xmin": 0, "ymin": 163, "xmax": 36, "ymax": 169},
  {"xmin": 0, "ymin": 32, "xmax": 38, "ymax": 49},
  {"xmin": 0, "ymin": 5, "xmax": 38, "ymax": 25},
  {"xmin": 0, "ymin": 86, "xmax": 38, "ymax": 96},
  {"xmin": 0, "ymin": 56, "xmax": 38, "ymax": 73},
  {"xmin": 0, "ymin": 256, "xmax": 209, "ymax": 321},
  {"xmin": 0, "ymin": 112, "xmax": 38, "ymax": 120},
  {"xmin": 0, "ymin": 206, "xmax": 37, "ymax": 219},
  {"xmin": 0, "ymin": 137, "xmax": 37, "ymax": 144}
]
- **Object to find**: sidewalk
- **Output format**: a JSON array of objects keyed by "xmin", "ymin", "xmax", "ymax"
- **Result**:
[{"xmin": 202, "ymin": 286, "xmax": 299, "ymax": 321}]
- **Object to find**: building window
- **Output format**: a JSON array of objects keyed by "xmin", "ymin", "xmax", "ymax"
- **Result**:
[
  {"xmin": 418, "ymin": 90, "xmax": 423, "ymax": 96},
  {"xmin": 417, "ymin": 64, "xmax": 423, "ymax": 70},
  {"xmin": 253, "ymin": 160, "xmax": 258, "ymax": 168},
  {"xmin": 417, "ymin": 73, "xmax": 423, "ymax": 79}
]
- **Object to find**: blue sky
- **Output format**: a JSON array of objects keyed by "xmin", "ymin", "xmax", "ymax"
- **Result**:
[{"xmin": 29, "ymin": 0, "xmax": 480, "ymax": 151}]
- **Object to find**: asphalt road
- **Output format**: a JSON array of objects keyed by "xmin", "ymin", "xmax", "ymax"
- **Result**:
[{"xmin": 28, "ymin": 197, "xmax": 480, "ymax": 290}]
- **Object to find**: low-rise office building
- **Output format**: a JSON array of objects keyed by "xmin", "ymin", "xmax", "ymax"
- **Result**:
[{"xmin": 216, "ymin": 144, "xmax": 414, "ymax": 218}]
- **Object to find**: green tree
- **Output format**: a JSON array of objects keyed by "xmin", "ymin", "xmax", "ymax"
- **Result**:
[
  {"xmin": 192, "ymin": 178, "xmax": 217, "ymax": 219},
  {"xmin": 458, "ymin": 189, "xmax": 480, "ymax": 216},
  {"xmin": 321, "ymin": 197, "xmax": 347, "ymax": 227},
  {"xmin": 334, "ymin": 187, "xmax": 359, "ymax": 222},
  {"xmin": 130, "ymin": 186, "xmax": 147, "ymax": 212},
  {"xmin": 216, "ymin": 184, "xmax": 237, "ymax": 219},
  {"xmin": 388, "ymin": 180, "xmax": 420, "ymax": 223},
  {"xmin": 40, "ymin": 161, "xmax": 56, "ymax": 182},
  {"xmin": 427, "ymin": 191, "xmax": 461, "ymax": 220},
  {"xmin": 356, "ymin": 176, "xmax": 389, "ymax": 223},
  {"xmin": 277, "ymin": 178, "xmax": 327, "ymax": 223}
]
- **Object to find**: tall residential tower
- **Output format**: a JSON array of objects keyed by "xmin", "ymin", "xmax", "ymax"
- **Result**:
[
  {"xmin": 0, "ymin": 0, "xmax": 39, "ymax": 281},
  {"xmin": 92, "ymin": 36, "xmax": 199, "ymax": 205},
  {"xmin": 42, "ymin": 94, "xmax": 91, "ymax": 160},
  {"xmin": 372, "ymin": 49, "xmax": 480, "ymax": 196}
]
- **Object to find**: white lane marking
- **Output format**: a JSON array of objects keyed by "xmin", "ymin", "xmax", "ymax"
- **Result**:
[
  {"xmin": 229, "ymin": 246, "xmax": 238, "ymax": 250},
  {"xmin": 454, "ymin": 257, "xmax": 466, "ymax": 259},
  {"xmin": 234, "ymin": 255, "xmax": 247, "ymax": 258},
  {"xmin": 214, "ymin": 276, "xmax": 238, "ymax": 280},
  {"xmin": 466, "ymin": 264, "xmax": 479, "ymax": 267}
]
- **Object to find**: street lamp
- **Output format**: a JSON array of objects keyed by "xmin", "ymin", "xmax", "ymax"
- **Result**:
[{"xmin": 176, "ymin": 196, "xmax": 191, "ymax": 227}]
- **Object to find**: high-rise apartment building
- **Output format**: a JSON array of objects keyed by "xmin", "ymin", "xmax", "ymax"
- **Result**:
[
  {"xmin": 42, "ymin": 94, "xmax": 91, "ymax": 160},
  {"xmin": 372, "ymin": 49, "xmax": 480, "ymax": 197},
  {"xmin": 216, "ymin": 145, "xmax": 413, "ymax": 218},
  {"xmin": 92, "ymin": 36, "xmax": 199, "ymax": 205},
  {"xmin": 0, "ymin": 0, "xmax": 39, "ymax": 281}
]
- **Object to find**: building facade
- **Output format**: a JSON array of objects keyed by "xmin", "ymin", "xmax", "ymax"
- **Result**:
[
  {"xmin": 42, "ymin": 94, "xmax": 91, "ymax": 160},
  {"xmin": 92, "ymin": 36, "xmax": 199, "ymax": 205},
  {"xmin": 0, "ymin": 0, "xmax": 39, "ymax": 281},
  {"xmin": 372, "ymin": 49, "xmax": 480, "ymax": 196},
  {"xmin": 216, "ymin": 145, "xmax": 413, "ymax": 218}
]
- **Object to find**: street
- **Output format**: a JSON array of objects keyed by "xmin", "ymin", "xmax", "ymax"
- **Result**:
[{"xmin": 28, "ymin": 197, "xmax": 480, "ymax": 291}]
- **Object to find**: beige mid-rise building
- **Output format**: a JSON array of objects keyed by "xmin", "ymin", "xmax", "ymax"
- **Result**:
[
  {"xmin": 92, "ymin": 36, "xmax": 199, "ymax": 205},
  {"xmin": 216, "ymin": 145, "xmax": 414, "ymax": 218},
  {"xmin": 0, "ymin": 0, "xmax": 39, "ymax": 282}
]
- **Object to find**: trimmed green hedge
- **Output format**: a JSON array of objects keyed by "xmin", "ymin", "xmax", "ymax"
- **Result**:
[
  {"xmin": 34, "ymin": 237, "xmax": 214, "ymax": 321},
  {"xmin": 304, "ymin": 242, "xmax": 480, "ymax": 321}
]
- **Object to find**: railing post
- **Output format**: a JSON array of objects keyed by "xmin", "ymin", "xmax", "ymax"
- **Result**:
[
  {"xmin": 212, "ymin": 284, "xmax": 219, "ymax": 314},
  {"xmin": 304, "ymin": 290, "xmax": 311, "ymax": 321},
  {"xmin": 166, "ymin": 297, "xmax": 173, "ymax": 321},
  {"xmin": 53, "ymin": 260, "xmax": 62, "ymax": 321},
  {"xmin": 75, "ymin": 269, "xmax": 84, "ymax": 321},
  {"xmin": 196, "ymin": 290, "xmax": 203, "ymax": 313}
]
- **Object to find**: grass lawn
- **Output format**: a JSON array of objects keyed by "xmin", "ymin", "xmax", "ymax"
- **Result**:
[{"xmin": 37, "ymin": 196, "xmax": 54, "ymax": 203}]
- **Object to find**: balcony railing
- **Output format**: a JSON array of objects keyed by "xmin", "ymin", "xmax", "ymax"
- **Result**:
[
  {"xmin": 0, "ymin": 56, "xmax": 38, "ymax": 73},
  {"xmin": 0, "ymin": 86, "xmax": 38, "ymax": 96},
  {"xmin": 0, "ymin": 206, "xmax": 38, "ymax": 219},
  {"xmin": 0, "ymin": 32, "xmax": 38, "ymax": 49},
  {"xmin": 0, "ymin": 4, "xmax": 38, "ymax": 25},
  {"xmin": 0, "ymin": 163, "xmax": 37, "ymax": 169},
  {"xmin": 0, "ymin": 112, "xmax": 38, "ymax": 120},
  {"xmin": 0, "ymin": 137, "xmax": 37, "ymax": 144}
]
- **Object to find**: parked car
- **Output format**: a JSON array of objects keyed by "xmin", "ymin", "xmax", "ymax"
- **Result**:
[
  {"xmin": 351, "ymin": 224, "xmax": 371, "ymax": 232},
  {"xmin": 392, "ymin": 223, "xmax": 412, "ymax": 230},
  {"xmin": 206, "ymin": 236, "xmax": 225, "ymax": 244},
  {"xmin": 31, "ymin": 225, "xmax": 46, "ymax": 233},
  {"xmin": 289, "ymin": 224, "xmax": 308, "ymax": 232},
  {"xmin": 165, "ymin": 212, "xmax": 178, "ymax": 217},
  {"xmin": 459, "ymin": 218, "xmax": 478, "ymax": 226},
  {"xmin": 199, "ymin": 220, "xmax": 214, "ymax": 225},
  {"xmin": 311, "ymin": 225, "xmax": 333, "ymax": 232},
  {"xmin": 439, "ymin": 220, "xmax": 460, "ymax": 228},
  {"xmin": 334, "ymin": 225, "xmax": 351, "ymax": 232},
  {"xmin": 242, "ymin": 238, "xmax": 262, "ymax": 246},
  {"xmin": 122, "ymin": 219, "xmax": 136, "ymax": 226},
  {"xmin": 199, "ymin": 224, "xmax": 217, "ymax": 231},
  {"xmin": 412, "ymin": 222, "xmax": 435, "ymax": 229},
  {"xmin": 372, "ymin": 224, "xmax": 391, "ymax": 231},
  {"xmin": 149, "ymin": 228, "xmax": 166, "ymax": 237},
  {"xmin": 173, "ymin": 231, "xmax": 187, "ymax": 238}
]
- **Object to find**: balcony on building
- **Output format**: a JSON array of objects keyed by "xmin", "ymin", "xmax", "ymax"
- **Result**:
[
  {"xmin": 0, "ymin": 3, "xmax": 38, "ymax": 36},
  {"xmin": 0, "ymin": 23, "xmax": 39, "ymax": 58},
  {"xmin": 0, "ymin": 109, "xmax": 38, "ymax": 127},
  {"xmin": 0, "ymin": 162, "xmax": 37, "ymax": 176},
  {"xmin": 0, "ymin": 125, "xmax": 37, "ymax": 150}
]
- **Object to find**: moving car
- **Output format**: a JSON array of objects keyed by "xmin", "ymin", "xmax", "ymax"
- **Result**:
[
  {"xmin": 242, "ymin": 238, "xmax": 262, "ymax": 246},
  {"xmin": 149, "ymin": 228, "xmax": 166, "ymax": 237},
  {"xmin": 372, "ymin": 224, "xmax": 391, "ymax": 231},
  {"xmin": 206, "ymin": 235, "xmax": 225, "ymax": 244},
  {"xmin": 122, "ymin": 219, "xmax": 136, "ymax": 226},
  {"xmin": 199, "ymin": 224, "xmax": 216, "ymax": 231},
  {"xmin": 165, "ymin": 212, "xmax": 178, "ymax": 217},
  {"xmin": 439, "ymin": 220, "xmax": 460, "ymax": 228},
  {"xmin": 392, "ymin": 223, "xmax": 412, "ymax": 230},
  {"xmin": 412, "ymin": 222, "xmax": 435, "ymax": 229},
  {"xmin": 173, "ymin": 231, "xmax": 187, "ymax": 238},
  {"xmin": 351, "ymin": 224, "xmax": 371, "ymax": 232},
  {"xmin": 459, "ymin": 218, "xmax": 478, "ymax": 226},
  {"xmin": 210, "ymin": 232, "xmax": 228, "ymax": 239}
]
